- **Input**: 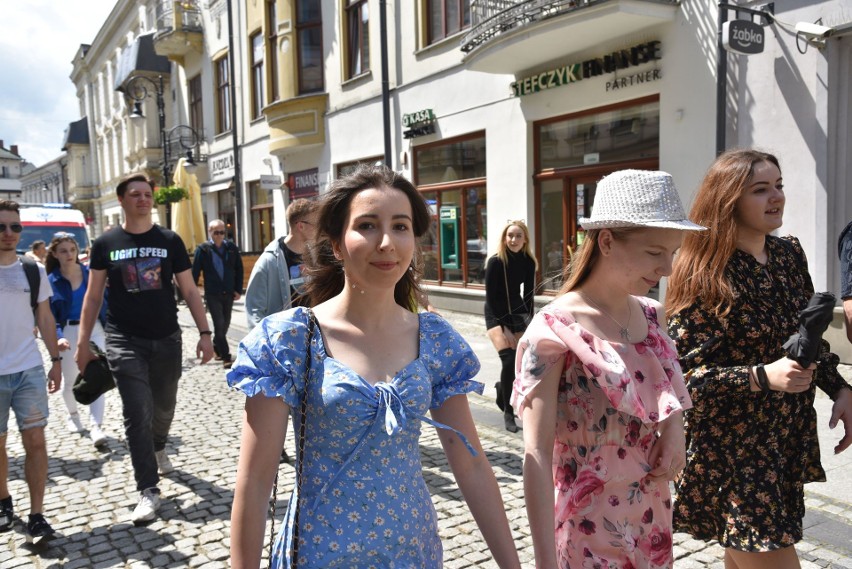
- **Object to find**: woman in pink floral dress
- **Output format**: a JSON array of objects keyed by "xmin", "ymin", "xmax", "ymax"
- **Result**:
[{"xmin": 512, "ymin": 170, "xmax": 703, "ymax": 568}]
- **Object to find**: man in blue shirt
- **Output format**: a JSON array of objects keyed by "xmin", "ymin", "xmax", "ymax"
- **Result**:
[{"xmin": 192, "ymin": 219, "xmax": 244, "ymax": 369}]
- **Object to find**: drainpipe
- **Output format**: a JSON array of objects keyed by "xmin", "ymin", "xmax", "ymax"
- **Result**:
[
  {"xmin": 227, "ymin": 0, "xmax": 243, "ymax": 249},
  {"xmin": 380, "ymin": 0, "xmax": 392, "ymax": 167}
]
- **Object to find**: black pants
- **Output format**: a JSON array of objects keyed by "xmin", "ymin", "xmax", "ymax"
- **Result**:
[{"xmin": 206, "ymin": 292, "xmax": 235, "ymax": 361}]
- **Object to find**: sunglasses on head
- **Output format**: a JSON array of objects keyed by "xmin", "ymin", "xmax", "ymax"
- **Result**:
[
  {"xmin": 0, "ymin": 223, "xmax": 23, "ymax": 233},
  {"xmin": 212, "ymin": 230, "xmax": 226, "ymax": 236}
]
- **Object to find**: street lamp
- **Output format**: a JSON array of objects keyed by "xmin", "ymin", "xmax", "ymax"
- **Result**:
[
  {"xmin": 164, "ymin": 124, "xmax": 202, "ymax": 179},
  {"xmin": 122, "ymin": 73, "xmax": 167, "ymax": 181}
]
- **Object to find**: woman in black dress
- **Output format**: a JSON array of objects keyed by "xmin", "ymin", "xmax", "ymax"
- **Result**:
[
  {"xmin": 485, "ymin": 220, "xmax": 537, "ymax": 432},
  {"xmin": 666, "ymin": 149, "xmax": 852, "ymax": 569}
]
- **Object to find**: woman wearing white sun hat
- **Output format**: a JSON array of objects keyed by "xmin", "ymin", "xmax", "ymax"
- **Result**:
[{"xmin": 512, "ymin": 169, "xmax": 705, "ymax": 569}]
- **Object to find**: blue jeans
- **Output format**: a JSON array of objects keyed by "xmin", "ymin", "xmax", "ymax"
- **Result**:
[{"xmin": 105, "ymin": 329, "xmax": 183, "ymax": 492}]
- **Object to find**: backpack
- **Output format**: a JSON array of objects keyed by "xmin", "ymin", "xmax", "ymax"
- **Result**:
[{"xmin": 19, "ymin": 255, "xmax": 40, "ymax": 311}]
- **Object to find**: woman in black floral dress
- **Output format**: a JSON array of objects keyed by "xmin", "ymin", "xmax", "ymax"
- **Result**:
[{"xmin": 665, "ymin": 149, "xmax": 852, "ymax": 569}]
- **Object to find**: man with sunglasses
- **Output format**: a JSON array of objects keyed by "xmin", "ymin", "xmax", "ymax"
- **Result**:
[
  {"xmin": 0, "ymin": 200, "xmax": 62, "ymax": 543},
  {"xmin": 192, "ymin": 220, "xmax": 244, "ymax": 369}
]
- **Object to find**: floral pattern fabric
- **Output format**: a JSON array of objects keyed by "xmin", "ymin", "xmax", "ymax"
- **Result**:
[
  {"xmin": 227, "ymin": 307, "xmax": 483, "ymax": 568},
  {"xmin": 668, "ymin": 236, "xmax": 850, "ymax": 551},
  {"xmin": 513, "ymin": 298, "xmax": 692, "ymax": 569}
]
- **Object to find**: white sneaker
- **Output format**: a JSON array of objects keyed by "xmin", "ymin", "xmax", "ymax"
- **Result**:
[
  {"xmin": 66, "ymin": 413, "xmax": 84, "ymax": 433},
  {"xmin": 90, "ymin": 424, "xmax": 108, "ymax": 448},
  {"xmin": 155, "ymin": 450, "xmax": 174, "ymax": 475},
  {"xmin": 131, "ymin": 488, "xmax": 161, "ymax": 524}
]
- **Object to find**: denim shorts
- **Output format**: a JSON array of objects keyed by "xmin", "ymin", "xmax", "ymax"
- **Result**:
[{"xmin": 0, "ymin": 365, "xmax": 50, "ymax": 435}]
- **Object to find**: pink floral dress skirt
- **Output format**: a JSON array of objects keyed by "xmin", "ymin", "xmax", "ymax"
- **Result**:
[{"xmin": 513, "ymin": 299, "xmax": 692, "ymax": 569}]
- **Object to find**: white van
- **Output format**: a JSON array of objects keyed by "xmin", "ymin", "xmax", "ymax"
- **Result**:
[{"xmin": 18, "ymin": 204, "xmax": 91, "ymax": 259}]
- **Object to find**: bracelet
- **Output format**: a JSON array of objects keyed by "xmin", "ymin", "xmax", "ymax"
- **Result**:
[
  {"xmin": 51, "ymin": 356, "xmax": 62, "ymax": 362},
  {"xmin": 755, "ymin": 363, "xmax": 771, "ymax": 392},
  {"xmin": 199, "ymin": 330, "xmax": 213, "ymax": 336}
]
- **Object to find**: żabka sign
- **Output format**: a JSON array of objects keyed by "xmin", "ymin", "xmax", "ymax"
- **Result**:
[
  {"xmin": 722, "ymin": 20, "xmax": 765, "ymax": 55},
  {"xmin": 511, "ymin": 41, "xmax": 661, "ymax": 97}
]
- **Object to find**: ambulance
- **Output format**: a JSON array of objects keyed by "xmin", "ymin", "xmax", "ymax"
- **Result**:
[{"xmin": 17, "ymin": 204, "xmax": 91, "ymax": 260}]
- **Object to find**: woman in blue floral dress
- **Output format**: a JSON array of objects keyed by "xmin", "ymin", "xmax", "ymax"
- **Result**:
[{"xmin": 228, "ymin": 165, "xmax": 522, "ymax": 569}]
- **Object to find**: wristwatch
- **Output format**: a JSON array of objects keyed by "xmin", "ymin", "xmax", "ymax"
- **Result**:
[
  {"xmin": 50, "ymin": 356, "xmax": 62, "ymax": 362},
  {"xmin": 199, "ymin": 330, "xmax": 213, "ymax": 336}
]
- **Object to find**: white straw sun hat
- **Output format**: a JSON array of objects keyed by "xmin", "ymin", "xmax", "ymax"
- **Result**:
[{"xmin": 579, "ymin": 169, "xmax": 706, "ymax": 231}]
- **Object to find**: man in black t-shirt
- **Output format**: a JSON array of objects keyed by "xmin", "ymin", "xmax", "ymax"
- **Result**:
[{"xmin": 75, "ymin": 173, "xmax": 213, "ymax": 526}]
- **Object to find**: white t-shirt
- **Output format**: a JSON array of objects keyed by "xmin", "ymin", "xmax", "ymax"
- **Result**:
[{"xmin": 0, "ymin": 259, "xmax": 52, "ymax": 375}]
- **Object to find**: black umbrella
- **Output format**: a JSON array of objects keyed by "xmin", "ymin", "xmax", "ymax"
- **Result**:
[{"xmin": 782, "ymin": 292, "xmax": 836, "ymax": 368}]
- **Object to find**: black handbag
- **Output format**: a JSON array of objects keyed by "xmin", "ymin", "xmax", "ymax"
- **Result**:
[{"xmin": 72, "ymin": 342, "xmax": 115, "ymax": 405}]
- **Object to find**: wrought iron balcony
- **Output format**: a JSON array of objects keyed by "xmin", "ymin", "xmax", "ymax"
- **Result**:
[
  {"xmin": 461, "ymin": 0, "xmax": 679, "ymax": 74},
  {"xmin": 153, "ymin": 0, "xmax": 204, "ymax": 60}
]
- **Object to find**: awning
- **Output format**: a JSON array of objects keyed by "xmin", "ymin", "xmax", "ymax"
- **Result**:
[
  {"xmin": 113, "ymin": 32, "xmax": 170, "ymax": 91},
  {"xmin": 202, "ymin": 181, "xmax": 233, "ymax": 195}
]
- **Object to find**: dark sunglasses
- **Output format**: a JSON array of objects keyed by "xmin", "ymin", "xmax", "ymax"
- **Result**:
[
  {"xmin": 0, "ymin": 223, "xmax": 23, "ymax": 233},
  {"xmin": 211, "ymin": 230, "xmax": 226, "ymax": 236}
]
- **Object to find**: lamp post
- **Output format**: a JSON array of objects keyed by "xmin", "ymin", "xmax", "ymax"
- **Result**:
[
  {"xmin": 163, "ymin": 124, "xmax": 201, "ymax": 180},
  {"xmin": 123, "ymin": 73, "xmax": 167, "ymax": 182}
]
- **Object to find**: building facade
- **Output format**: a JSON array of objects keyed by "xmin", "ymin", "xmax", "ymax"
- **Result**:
[{"xmin": 0, "ymin": 141, "xmax": 28, "ymax": 201}]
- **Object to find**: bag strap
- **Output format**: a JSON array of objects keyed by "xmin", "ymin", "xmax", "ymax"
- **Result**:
[
  {"xmin": 19, "ymin": 255, "xmax": 40, "ymax": 312},
  {"xmin": 268, "ymin": 309, "xmax": 314, "ymax": 568},
  {"xmin": 502, "ymin": 258, "xmax": 512, "ymax": 327}
]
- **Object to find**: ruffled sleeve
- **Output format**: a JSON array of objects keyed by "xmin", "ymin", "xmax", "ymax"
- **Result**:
[
  {"xmin": 419, "ymin": 313, "xmax": 483, "ymax": 408},
  {"xmin": 514, "ymin": 303, "xmax": 691, "ymax": 423},
  {"xmin": 226, "ymin": 306, "xmax": 313, "ymax": 409}
]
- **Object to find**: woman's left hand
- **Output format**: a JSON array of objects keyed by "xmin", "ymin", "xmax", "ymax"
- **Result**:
[
  {"xmin": 647, "ymin": 412, "xmax": 686, "ymax": 482},
  {"xmin": 829, "ymin": 387, "xmax": 852, "ymax": 454}
]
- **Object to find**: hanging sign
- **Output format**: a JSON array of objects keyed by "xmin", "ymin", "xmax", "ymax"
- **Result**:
[{"xmin": 722, "ymin": 20, "xmax": 765, "ymax": 55}]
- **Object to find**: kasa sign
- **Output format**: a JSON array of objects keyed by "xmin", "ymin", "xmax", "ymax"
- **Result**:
[{"xmin": 722, "ymin": 20, "xmax": 765, "ymax": 55}]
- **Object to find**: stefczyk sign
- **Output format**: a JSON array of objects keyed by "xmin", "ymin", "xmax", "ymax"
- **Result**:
[{"xmin": 511, "ymin": 41, "xmax": 661, "ymax": 97}]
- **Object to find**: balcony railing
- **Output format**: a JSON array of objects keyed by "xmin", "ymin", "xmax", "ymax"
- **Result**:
[
  {"xmin": 462, "ymin": 0, "xmax": 678, "ymax": 54},
  {"xmin": 156, "ymin": 1, "xmax": 203, "ymax": 34}
]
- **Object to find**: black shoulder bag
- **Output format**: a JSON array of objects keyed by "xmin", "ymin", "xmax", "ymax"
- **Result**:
[{"xmin": 267, "ymin": 309, "xmax": 315, "ymax": 568}]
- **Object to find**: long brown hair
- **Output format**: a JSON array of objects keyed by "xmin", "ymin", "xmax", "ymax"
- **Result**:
[
  {"xmin": 665, "ymin": 149, "xmax": 780, "ymax": 320},
  {"xmin": 45, "ymin": 234, "xmax": 80, "ymax": 275},
  {"xmin": 494, "ymin": 220, "xmax": 539, "ymax": 270},
  {"xmin": 304, "ymin": 164, "xmax": 431, "ymax": 308},
  {"xmin": 558, "ymin": 228, "xmax": 640, "ymax": 294}
]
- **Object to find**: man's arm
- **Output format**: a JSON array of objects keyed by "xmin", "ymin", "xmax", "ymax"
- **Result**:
[
  {"xmin": 174, "ymin": 269, "xmax": 214, "ymax": 363},
  {"xmin": 75, "ymin": 268, "xmax": 108, "ymax": 375},
  {"xmin": 233, "ymin": 243, "xmax": 244, "ymax": 299},
  {"xmin": 191, "ymin": 245, "xmax": 204, "ymax": 284},
  {"xmin": 243, "ymin": 257, "xmax": 271, "ymax": 330},
  {"xmin": 35, "ymin": 299, "xmax": 62, "ymax": 393},
  {"xmin": 844, "ymin": 299, "xmax": 852, "ymax": 344}
]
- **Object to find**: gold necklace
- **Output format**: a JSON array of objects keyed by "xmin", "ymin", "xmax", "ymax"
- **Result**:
[{"xmin": 580, "ymin": 292, "xmax": 632, "ymax": 342}]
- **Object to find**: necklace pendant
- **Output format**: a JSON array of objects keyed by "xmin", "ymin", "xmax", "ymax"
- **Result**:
[{"xmin": 619, "ymin": 327, "xmax": 631, "ymax": 342}]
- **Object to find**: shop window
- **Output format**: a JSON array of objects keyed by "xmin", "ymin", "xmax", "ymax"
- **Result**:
[
  {"xmin": 296, "ymin": 0, "xmax": 324, "ymax": 94},
  {"xmin": 249, "ymin": 180, "xmax": 275, "ymax": 249},
  {"xmin": 250, "ymin": 32, "xmax": 265, "ymax": 119},
  {"xmin": 427, "ymin": 0, "xmax": 470, "ymax": 45},
  {"xmin": 215, "ymin": 55, "xmax": 231, "ymax": 134},
  {"xmin": 267, "ymin": 0, "xmax": 280, "ymax": 102},
  {"xmin": 345, "ymin": 0, "xmax": 369, "ymax": 78},
  {"xmin": 415, "ymin": 133, "xmax": 486, "ymax": 286},
  {"xmin": 218, "ymin": 188, "xmax": 236, "ymax": 242},
  {"xmin": 336, "ymin": 155, "xmax": 383, "ymax": 178}
]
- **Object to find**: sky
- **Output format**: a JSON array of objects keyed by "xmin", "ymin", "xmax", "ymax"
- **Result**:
[{"xmin": 0, "ymin": 0, "xmax": 118, "ymax": 167}]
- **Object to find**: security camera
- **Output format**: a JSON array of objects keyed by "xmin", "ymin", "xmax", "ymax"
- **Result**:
[{"xmin": 795, "ymin": 22, "xmax": 834, "ymax": 39}]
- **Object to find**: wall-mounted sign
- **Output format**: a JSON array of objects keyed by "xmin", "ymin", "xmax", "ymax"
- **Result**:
[
  {"xmin": 210, "ymin": 151, "xmax": 235, "ymax": 180},
  {"xmin": 259, "ymin": 175, "xmax": 282, "ymax": 190},
  {"xmin": 510, "ymin": 41, "xmax": 662, "ymax": 97},
  {"xmin": 287, "ymin": 168, "xmax": 319, "ymax": 200},
  {"xmin": 605, "ymin": 68, "xmax": 662, "ymax": 92},
  {"xmin": 722, "ymin": 20, "xmax": 765, "ymax": 55},
  {"xmin": 402, "ymin": 108, "xmax": 436, "ymax": 139}
]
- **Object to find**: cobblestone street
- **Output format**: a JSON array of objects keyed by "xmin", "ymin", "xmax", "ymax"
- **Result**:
[{"xmin": 2, "ymin": 311, "xmax": 851, "ymax": 568}]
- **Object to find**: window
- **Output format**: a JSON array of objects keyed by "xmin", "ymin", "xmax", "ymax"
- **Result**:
[
  {"xmin": 296, "ymin": 0, "xmax": 323, "ymax": 94},
  {"xmin": 249, "ymin": 180, "xmax": 275, "ymax": 250},
  {"xmin": 250, "ymin": 32, "xmax": 265, "ymax": 119},
  {"xmin": 267, "ymin": 0, "xmax": 279, "ymax": 102},
  {"xmin": 215, "ymin": 55, "xmax": 231, "ymax": 134},
  {"xmin": 345, "ymin": 0, "xmax": 369, "ymax": 78},
  {"xmin": 188, "ymin": 75, "xmax": 203, "ymax": 133},
  {"xmin": 336, "ymin": 156, "xmax": 382, "ymax": 178},
  {"xmin": 427, "ymin": 0, "xmax": 470, "ymax": 45},
  {"xmin": 414, "ymin": 133, "xmax": 487, "ymax": 286}
]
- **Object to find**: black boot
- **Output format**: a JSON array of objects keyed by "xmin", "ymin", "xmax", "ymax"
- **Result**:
[
  {"xmin": 504, "ymin": 410, "xmax": 520, "ymax": 433},
  {"xmin": 495, "ymin": 382, "xmax": 504, "ymax": 412}
]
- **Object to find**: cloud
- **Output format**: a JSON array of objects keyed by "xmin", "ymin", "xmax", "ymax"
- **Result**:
[{"xmin": 0, "ymin": 0, "xmax": 116, "ymax": 166}]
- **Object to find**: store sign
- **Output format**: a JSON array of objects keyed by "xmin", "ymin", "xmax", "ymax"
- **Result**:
[
  {"xmin": 259, "ymin": 175, "xmax": 282, "ymax": 190},
  {"xmin": 210, "ymin": 151, "xmax": 235, "ymax": 180},
  {"xmin": 287, "ymin": 168, "xmax": 319, "ymax": 200},
  {"xmin": 510, "ymin": 41, "xmax": 662, "ymax": 97},
  {"xmin": 605, "ymin": 69, "xmax": 662, "ymax": 91},
  {"xmin": 402, "ymin": 108, "xmax": 436, "ymax": 139},
  {"xmin": 722, "ymin": 20, "xmax": 765, "ymax": 55}
]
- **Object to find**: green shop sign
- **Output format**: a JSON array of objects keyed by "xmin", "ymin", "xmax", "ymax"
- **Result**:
[
  {"xmin": 402, "ymin": 109, "xmax": 436, "ymax": 127},
  {"xmin": 511, "ymin": 41, "xmax": 662, "ymax": 97}
]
